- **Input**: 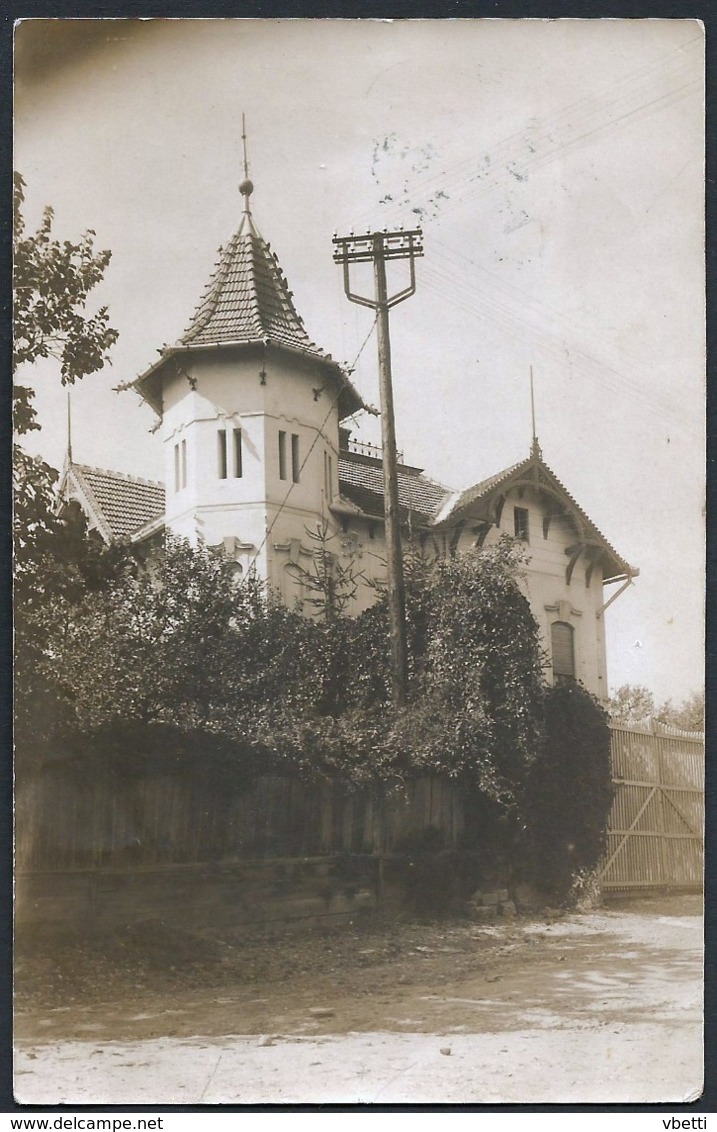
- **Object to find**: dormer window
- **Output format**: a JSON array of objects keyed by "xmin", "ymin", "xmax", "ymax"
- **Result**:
[{"xmin": 514, "ymin": 506, "xmax": 529, "ymax": 542}]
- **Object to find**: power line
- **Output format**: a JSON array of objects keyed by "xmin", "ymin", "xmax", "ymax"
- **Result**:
[
  {"xmin": 341, "ymin": 35, "xmax": 702, "ymax": 233},
  {"xmin": 243, "ymin": 316, "xmax": 379, "ymax": 580},
  {"xmin": 419, "ymin": 267, "xmax": 702, "ymax": 441},
  {"xmin": 422, "ymin": 256, "xmax": 702, "ymax": 429}
]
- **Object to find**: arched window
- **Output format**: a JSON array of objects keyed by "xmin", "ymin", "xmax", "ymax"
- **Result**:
[{"xmin": 551, "ymin": 621, "xmax": 575, "ymax": 683}]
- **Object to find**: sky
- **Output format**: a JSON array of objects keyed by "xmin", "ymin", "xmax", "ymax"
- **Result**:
[{"xmin": 13, "ymin": 18, "xmax": 705, "ymax": 706}]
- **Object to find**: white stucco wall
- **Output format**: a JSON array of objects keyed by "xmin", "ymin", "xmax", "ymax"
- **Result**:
[
  {"xmin": 160, "ymin": 349, "xmax": 342, "ymax": 588},
  {"xmin": 449, "ymin": 484, "xmax": 609, "ymax": 700}
]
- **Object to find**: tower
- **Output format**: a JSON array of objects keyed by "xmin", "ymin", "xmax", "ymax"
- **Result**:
[{"xmin": 134, "ymin": 141, "xmax": 363, "ymax": 597}]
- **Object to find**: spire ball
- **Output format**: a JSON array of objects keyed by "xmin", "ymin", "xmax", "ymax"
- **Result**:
[{"xmin": 240, "ymin": 178, "xmax": 254, "ymax": 199}]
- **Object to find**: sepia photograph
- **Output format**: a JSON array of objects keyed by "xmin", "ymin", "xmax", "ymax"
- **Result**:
[{"xmin": 12, "ymin": 17, "xmax": 705, "ymax": 1106}]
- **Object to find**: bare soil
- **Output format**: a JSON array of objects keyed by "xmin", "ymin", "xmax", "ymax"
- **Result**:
[
  {"xmin": 14, "ymin": 892, "xmax": 702, "ymax": 1041},
  {"xmin": 13, "ymin": 893, "xmax": 703, "ymax": 1104}
]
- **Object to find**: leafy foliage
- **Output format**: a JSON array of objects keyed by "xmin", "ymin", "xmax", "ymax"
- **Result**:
[
  {"xmin": 13, "ymin": 172, "xmax": 118, "ymax": 435},
  {"xmin": 522, "ymin": 682, "xmax": 613, "ymax": 899},
  {"xmin": 655, "ymin": 688, "xmax": 704, "ymax": 733},
  {"xmin": 240, "ymin": 538, "xmax": 546, "ymax": 794},
  {"xmin": 25, "ymin": 533, "xmax": 546, "ymax": 794},
  {"xmin": 608, "ymin": 683, "xmax": 656, "ymax": 727},
  {"xmin": 18, "ymin": 524, "xmax": 617, "ymax": 897},
  {"xmin": 13, "ymin": 175, "xmax": 122, "ymax": 767},
  {"xmin": 609, "ymin": 682, "xmax": 704, "ymax": 733},
  {"xmin": 285, "ymin": 518, "xmax": 365, "ymax": 620}
]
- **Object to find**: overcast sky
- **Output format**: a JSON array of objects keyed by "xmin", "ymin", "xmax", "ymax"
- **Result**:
[{"xmin": 14, "ymin": 18, "xmax": 704, "ymax": 705}]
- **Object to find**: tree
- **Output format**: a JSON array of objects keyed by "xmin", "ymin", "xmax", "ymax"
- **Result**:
[
  {"xmin": 263, "ymin": 538, "xmax": 547, "ymax": 791},
  {"xmin": 36, "ymin": 536, "xmax": 321, "ymax": 763},
  {"xmin": 13, "ymin": 172, "xmax": 118, "ymax": 436},
  {"xmin": 609, "ymin": 683, "xmax": 705, "ymax": 733},
  {"xmin": 656, "ymin": 688, "xmax": 704, "ymax": 733},
  {"xmin": 13, "ymin": 173, "xmax": 120, "ymax": 588},
  {"xmin": 284, "ymin": 518, "xmax": 365, "ymax": 620},
  {"xmin": 406, "ymin": 538, "xmax": 546, "ymax": 794},
  {"xmin": 13, "ymin": 173, "xmax": 120, "ymax": 765},
  {"xmin": 608, "ymin": 683, "xmax": 656, "ymax": 726},
  {"xmin": 523, "ymin": 682, "xmax": 613, "ymax": 899}
]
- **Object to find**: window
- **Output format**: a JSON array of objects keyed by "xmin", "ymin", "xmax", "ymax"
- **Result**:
[
  {"xmin": 551, "ymin": 621, "xmax": 575, "ymax": 683},
  {"xmin": 181, "ymin": 439, "xmax": 187, "ymax": 489},
  {"xmin": 291, "ymin": 433, "xmax": 300, "ymax": 483},
  {"xmin": 514, "ymin": 506, "xmax": 529, "ymax": 542},
  {"xmin": 278, "ymin": 430, "xmax": 287, "ymax": 480},
  {"xmin": 233, "ymin": 428, "xmax": 243, "ymax": 478},
  {"xmin": 217, "ymin": 429, "xmax": 228, "ymax": 479},
  {"xmin": 174, "ymin": 443, "xmax": 180, "ymax": 493}
]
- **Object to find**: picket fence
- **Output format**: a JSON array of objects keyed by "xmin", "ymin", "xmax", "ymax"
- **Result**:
[{"xmin": 598, "ymin": 721, "xmax": 704, "ymax": 890}]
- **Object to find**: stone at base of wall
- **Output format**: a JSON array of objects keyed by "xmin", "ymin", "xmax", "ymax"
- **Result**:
[{"xmin": 464, "ymin": 903, "xmax": 497, "ymax": 922}]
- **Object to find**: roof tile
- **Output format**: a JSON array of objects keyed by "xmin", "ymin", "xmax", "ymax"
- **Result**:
[
  {"xmin": 338, "ymin": 454, "xmax": 451, "ymax": 523},
  {"xmin": 72, "ymin": 465, "xmax": 165, "ymax": 541},
  {"xmin": 181, "ymin": 217, "xmax": 334, "ymax": 365}
]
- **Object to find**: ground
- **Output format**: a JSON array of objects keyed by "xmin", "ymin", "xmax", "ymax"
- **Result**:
[{"xmin": 14, "ymin": 893, "xmax": 703, "ymax": 1105}]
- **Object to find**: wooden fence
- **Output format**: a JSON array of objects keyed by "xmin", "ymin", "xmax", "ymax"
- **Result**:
[
  {"xmin": 17, "ymin": 721, "xmax": 705, "ymax": 893},
  {"xmin": 599, "ymin": 722, "xmax": 704, "ymax": 890},
  {"xmin": 16, "ymin": 770, "xmax": 464, "ymax": 872}
]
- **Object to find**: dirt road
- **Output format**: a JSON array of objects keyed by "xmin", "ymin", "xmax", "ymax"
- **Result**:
[{"xmin": 14, "ymin": 895, "xmax": 703, "ymax": 1105}]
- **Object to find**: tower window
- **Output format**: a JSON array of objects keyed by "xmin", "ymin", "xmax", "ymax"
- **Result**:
[
  {"xmin": 278, "ymin": 430, "xmax": 287, "ymax": 480},
  {"xmin": 233, "ymin": 428, "xmax": 243, "ymax": 478},
  {"xmin": 324, "ymin": 451, "xmax": 333, "ymax": 501},
  {"xmin": 514, "ymin": 506, "xmax": 529, "ymax": 542},
  {"xmin": 291, "ymin": 433, "xmax": 300, "ymax": 483},
  {"xmin": 551, "ymin": 621, "xmax": 575, "ymax": 683},
  {"xmin": 217, "ymin": 429, "xmax": 228, "ymax": 479}
]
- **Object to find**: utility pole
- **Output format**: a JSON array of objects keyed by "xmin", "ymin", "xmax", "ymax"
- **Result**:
[{"xmin": 332, "ymin": 228, "xmax": 423, "ymax": 706}]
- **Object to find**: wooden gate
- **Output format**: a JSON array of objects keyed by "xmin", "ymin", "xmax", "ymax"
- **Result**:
[{"xmin": 599, "ymin": 722, "xmax": 704, "ymax": 890}]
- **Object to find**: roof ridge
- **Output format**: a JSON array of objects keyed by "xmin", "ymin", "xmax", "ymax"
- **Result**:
[
  {"xmin": 181, "ymin": 228, "xmax": 241, "ymax": 345},
  {"xmin": 437, "ymin": 450, "xmax": 632, "ymax": 575},
  {"xmin": 338, "ymin": 451, "xmax": 452, "ymax": 490},
  {"xmin": 536, "ymin": 455, "xmax": 627, "ymax": 569},
  {"xmin": 74, "ymin": 463, "xmax": 165, "ymax": 490}
]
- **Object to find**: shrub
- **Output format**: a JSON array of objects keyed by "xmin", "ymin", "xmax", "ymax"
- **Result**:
[{"xmin": 522, "ymin": 682, "xmax": 613, "ymax": 900}]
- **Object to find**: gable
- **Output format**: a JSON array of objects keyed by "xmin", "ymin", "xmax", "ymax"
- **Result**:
[
  {"xmin": 435, "ymin": 450, "xmax": 635, "ymax": 584},
  {"xmin": 61, "ymin": 464, "xmax": 165, "ymax": 544}
]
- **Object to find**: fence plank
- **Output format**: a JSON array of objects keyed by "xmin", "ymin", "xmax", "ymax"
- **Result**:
[{"xmin": 600, "ymin": 723, "xmax": 704, "ymax": 891}]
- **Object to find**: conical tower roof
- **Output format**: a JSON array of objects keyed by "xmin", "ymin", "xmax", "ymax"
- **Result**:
[
  {"xmin": 134, "ymin": 180, "xmax": 363, "ymax": 420},
  {"xmin": 180, "ymin": 211, "xmax": 331, "ymax": 359}
]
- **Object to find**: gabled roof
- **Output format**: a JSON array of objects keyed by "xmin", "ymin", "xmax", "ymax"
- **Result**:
[
  {"xmin": 435, "ymin": 447, "xmax": 635, "ymax": 582},
  {"xmin": 61, "ymin": 464, "xmax": 165, "ymax": 544},
  {"xmin": 337, "ymin": 452, "xmax": 452, "ymax": 524},
  {"xmin": 134, "ymin": 205, "xmax": 363, "ymax": 421},
  {"xmin": 59, "ymin": 446, "xmax": 634, "ymax": 585}
]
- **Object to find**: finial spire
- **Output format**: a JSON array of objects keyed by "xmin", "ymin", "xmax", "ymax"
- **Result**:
[
  {"xmin": 529, "ymin": 364, "xmax": 542, "ymax": 460},
  {"xmin": 239, "ymin": 112, "xmax": 254, "ymax": 215}
]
